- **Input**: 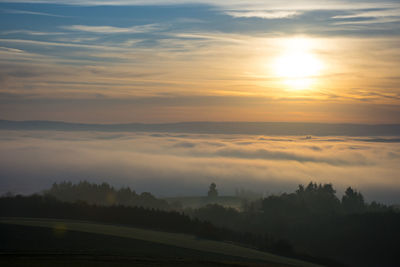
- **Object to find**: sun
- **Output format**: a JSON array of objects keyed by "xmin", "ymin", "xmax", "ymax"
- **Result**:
[{"xmin": 274, "ymin": 38, "xmax": 323, "ymax": 90}]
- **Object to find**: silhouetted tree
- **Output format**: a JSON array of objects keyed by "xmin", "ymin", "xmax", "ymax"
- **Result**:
[
  {"xmin": 191, "ymin": 182, "xmax": 398, "ymax": 266},
  {"xmin": 208, "ymin": 182, "xmax": 218, "ymax": 198},
  {"xmin": 342, "ymin": 187, "xmax": 365, "ymax": 214}
]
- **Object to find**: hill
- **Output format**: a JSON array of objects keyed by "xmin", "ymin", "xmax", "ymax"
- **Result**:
[
  {"xmin": 165, "ymin": 196, "xmax": 243, "ymax": 209},
  {"xmin": 0, "ymin": 217, "xmax": 318, "ymax": 267}
]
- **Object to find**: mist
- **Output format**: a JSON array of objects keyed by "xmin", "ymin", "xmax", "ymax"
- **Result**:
[{"xmin": 0, "ymin": 130, "xmax": 399, "ymax": 203}]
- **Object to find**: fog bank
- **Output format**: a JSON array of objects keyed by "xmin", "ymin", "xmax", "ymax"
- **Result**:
[{"xmin": 1, "ymin": 130, "xmax": 399, "ymax": 204}]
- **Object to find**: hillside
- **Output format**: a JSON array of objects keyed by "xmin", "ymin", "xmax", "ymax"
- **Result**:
[{"xmin": 0, "ymin": 217, "xmax": 318, "ymax": 267}]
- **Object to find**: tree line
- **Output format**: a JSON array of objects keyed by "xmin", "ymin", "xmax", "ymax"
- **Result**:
[
  {"xmin": 190, "ymin": 182, "xmax": 399, "ymax": 267},
  {"xmin": 2, "ymin": 181, "xmax": 399, "ymax": 266},
  {"xmin": 0, "ymin": 193, "xmax": 331, "ymax": 265},
  {"xmin": 44, "ymin": 181, "xmax": 171, "ymax": 210}
]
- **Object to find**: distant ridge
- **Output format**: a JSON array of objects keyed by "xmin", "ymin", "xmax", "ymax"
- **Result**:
[{"xmin": 1, "ymin": 119, "xmax": 400, "ymax": 136}]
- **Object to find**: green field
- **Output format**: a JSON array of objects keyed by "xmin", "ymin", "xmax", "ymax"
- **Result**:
[{"xmin": 0, "ymin": 217, "xmax": 319, "ymax": 267}]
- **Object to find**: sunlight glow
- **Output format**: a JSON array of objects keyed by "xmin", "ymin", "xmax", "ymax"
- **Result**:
[{"xmin": 274, "ymin": 38, "xmax": 323, "ymax": 90}]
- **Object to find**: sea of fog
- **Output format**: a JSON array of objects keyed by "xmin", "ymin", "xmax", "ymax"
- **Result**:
[{"xmin": 1, "ymin": 130, "xmax": 400, "ymax": 204}]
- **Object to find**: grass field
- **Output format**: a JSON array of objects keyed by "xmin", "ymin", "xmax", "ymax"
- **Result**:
[{"xmin": 0, "ymin": 217, "xmax": 319, "ymax": 267}]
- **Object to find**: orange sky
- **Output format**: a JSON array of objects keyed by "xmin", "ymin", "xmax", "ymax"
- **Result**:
[{"xmin": 1, "ymin": 1, "xmax": 400, "ymax": 123}]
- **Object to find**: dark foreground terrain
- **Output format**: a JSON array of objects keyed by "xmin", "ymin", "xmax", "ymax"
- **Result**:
[
  {"xmin": 0, "ymin": 220, "xmax": 313, "ymax": 267},
  {"xmin": 3, "ymin": 181, "xmax": 399, "ymax": 266}
]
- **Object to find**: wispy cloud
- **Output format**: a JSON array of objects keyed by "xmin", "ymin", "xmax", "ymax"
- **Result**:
[
  {"xmin": 225, "ymin": 10, "xmax": 301, "ymax": 19},
  {"xmin": 0, "ymin": 38, "xmax": 131, "ymax": 50},
  {"xmin": 1, "ymin": 0, "xmax": 399, "ymax": 10},
  {"xmin": 62, "ymin": 24, "xmax": 162, "ymax": 34},
  {"xmin": 332, "ymin": 17, "xmax": 400, "ymax": 25},
  {"xmin": 2, "ymin": 30, "xmax": 66, "ymax": 36},
  {"xmin": 2, "ymin": 8, "xmax": 67, "ymax": 17},
  {"xmin": 0, "ymin": 46, "xmax": 24, "ymax": 53},
  {"xmin": 332, "ymin": 9, "xmax": 400, "ymax": 20},
  {"xmin": 331, "ymin": 8, "xmax": 400, "ymax": 25},
  {"xmin": 54, "ymin": 37, "xmax": 100, "ymax": 43}
]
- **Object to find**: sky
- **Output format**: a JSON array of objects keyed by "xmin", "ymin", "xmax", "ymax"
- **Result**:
[{"xmin": 1, "ymin": 0, "xmax": 400, "ymax": 123}]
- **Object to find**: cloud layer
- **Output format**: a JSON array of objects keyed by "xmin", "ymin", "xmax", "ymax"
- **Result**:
[{"xmin": 1, "ymin": 130, "xmax": 399, "ymax": 204}]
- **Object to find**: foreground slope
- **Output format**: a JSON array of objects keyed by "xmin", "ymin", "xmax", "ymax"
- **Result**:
[{"xmin": 0, "ymin": 217, "xmax": 319, "ymax": 267}]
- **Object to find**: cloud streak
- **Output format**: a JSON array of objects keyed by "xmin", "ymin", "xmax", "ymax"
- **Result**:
[
  {"xmin": 2, "ymin": 8, "xmax": 67, "ymax": 17},
  {"xmin": 1, "ymin": 0, "xmax": 399, "ymax": 10},
  {"xmin": 62, "ymin": 24, "xmax": 162, "ymax": 34},
  {"xmin": 225, "ymin": 10, "xmax": 301, "ymax": 19},
  {"xmin": 2, "ymin": 30, "xmax": 66, "ymax": 36}
]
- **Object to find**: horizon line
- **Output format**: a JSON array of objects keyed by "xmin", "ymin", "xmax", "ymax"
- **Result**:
[{"xmin": 1, "ymin": 119, "xmax": 400, "ymax": 126}]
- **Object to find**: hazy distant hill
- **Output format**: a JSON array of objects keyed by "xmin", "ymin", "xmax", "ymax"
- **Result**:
[
  {"xmin": 1, "ymin": 120, "xmax": 400, "ymax": 136},
  {"xmin": 164, "ymin": 196, "xmax": 242, "ymax": 209}
]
